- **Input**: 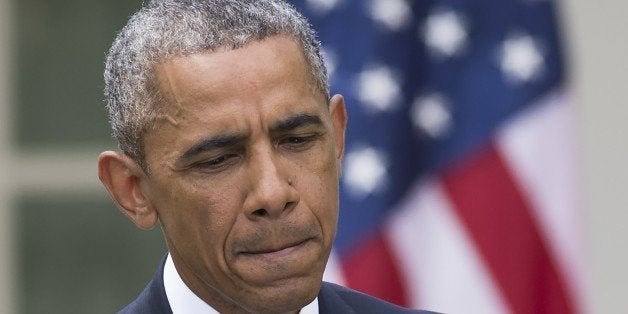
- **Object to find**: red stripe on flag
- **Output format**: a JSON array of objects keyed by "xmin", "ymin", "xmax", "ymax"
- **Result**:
[
  {"xmin": 341, "ymin": 229, "xmax": 409, "ymax": 307},
  {"xmin": 441, "ymin": 145, "xmax": 575, "ymax": 314}
]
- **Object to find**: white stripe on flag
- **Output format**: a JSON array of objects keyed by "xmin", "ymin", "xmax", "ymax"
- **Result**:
[
  {"xmin": 323, "ymin": 249, "xmax": 346, "ymax": 286},
  {"xmin": 496, "ymin": 90, "xmax": 588, "ymax": 312},
  {"xmin": 385, "ymin": 178, "xmax": 509, "ymax": 313}
]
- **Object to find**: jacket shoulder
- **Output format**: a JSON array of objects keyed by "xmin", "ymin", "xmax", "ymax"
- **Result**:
[
  {"xmin": 318, "ymin": 282, "xmax": 439, "ymax": 314},
  {"xmin": 118, "ymin": 255, "xmax": 172, "ymax": 314}
]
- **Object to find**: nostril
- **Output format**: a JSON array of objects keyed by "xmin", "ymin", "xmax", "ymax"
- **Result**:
[
  {"xmin": 285, "ymin": 201, "xmax": 297, "ymax": 210},
  {"xmin": 251, "ymin": 208, "xmax": 267, "ymax": 217}
]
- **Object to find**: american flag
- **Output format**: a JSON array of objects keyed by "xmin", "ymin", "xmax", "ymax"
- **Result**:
[{"xmin": 288, "ymin": 0, "xmax": 587, "ymax": 313}]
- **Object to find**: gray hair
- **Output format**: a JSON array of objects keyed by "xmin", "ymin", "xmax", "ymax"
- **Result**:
[{"xmin": 104, "ymin": 0, "xmax": 329, "ymax": 168}]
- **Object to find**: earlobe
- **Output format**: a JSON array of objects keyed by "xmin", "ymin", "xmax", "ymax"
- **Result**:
[
  {"xmin": 329, "ymin": 94, "xmax": 347, "ymax": 163},
  {"xmin": 98, "ymin": 151, "xmax": 158, "ymax": 230}
]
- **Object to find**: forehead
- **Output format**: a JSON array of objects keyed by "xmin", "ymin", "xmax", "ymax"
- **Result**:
[
  {"xmin": 143, "ymin": 35, "xmax": 328, "ymax": 162},
  {"xmin": 153, "ymin": 35, "xmax": 320, "ymax": 111}
]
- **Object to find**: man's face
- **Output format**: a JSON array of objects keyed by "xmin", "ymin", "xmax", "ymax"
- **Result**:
[{"xmin": 140, "ymin": 35, "xmax": 346, "ymax": 312}]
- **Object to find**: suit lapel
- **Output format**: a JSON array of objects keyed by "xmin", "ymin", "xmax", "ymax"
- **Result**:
[
  {"xmin": 119, "ymin": 254, "xmax": 172, "ymax": 314},
  {"xmin": 317, "ymin": 282, "xmax": 356, "ymax": 314}
]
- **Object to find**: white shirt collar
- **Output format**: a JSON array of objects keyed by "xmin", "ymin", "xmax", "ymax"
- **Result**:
[{"xmin": 163, "ymin": 253, "xmax": 319, "ymax": 314}]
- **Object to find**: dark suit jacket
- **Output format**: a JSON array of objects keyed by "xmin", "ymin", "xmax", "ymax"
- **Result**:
[{"xmin": 119, "ymin": 256, "xmax": 436, "ymax": 313}]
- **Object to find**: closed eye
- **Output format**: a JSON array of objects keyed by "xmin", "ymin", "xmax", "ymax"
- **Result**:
[
  {"xmin": 278, "ymin": 134, "xmax": 320, "ymax": 151},
  {"xmin": 192, "ymin": 153, "xmax": 240, "ymax": 172}
]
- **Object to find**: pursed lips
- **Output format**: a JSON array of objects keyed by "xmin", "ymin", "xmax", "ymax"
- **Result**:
[{"xmin": 239, "ymin": 238, "xmax": 313, "ymax": 259}]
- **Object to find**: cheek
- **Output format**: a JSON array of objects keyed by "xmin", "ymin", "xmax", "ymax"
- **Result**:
[
  {"xmin": 156, "ymin": 178, "xmax": 243, "ymax": 254},
  {"xmin": 297, "ymin": 147, "xmax": 340, "ymax": 230},
  {"xmin": 307, "ymin": 179, "xmax": 339, "ymax": 249}
]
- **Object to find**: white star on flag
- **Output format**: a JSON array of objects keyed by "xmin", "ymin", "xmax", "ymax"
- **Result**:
[
  {"xmin": 355, "ymin": 65, "xmax": 402, "ymax": 113},
  {"xmin": 500, "ymin": 34, "xmax": 544, "ymax": 83},
  {"xmin": 305, "ymin": 0, "xmax": 341, "ymax": 15},
  {"xmin": 411, "ymin": 93, "xmax": 453, "ymax": 138},
  {"xmin": 343, "ymin": 146, "xmax": 388, "ymax": 197},
  {"xmin": 322, "ymin": 47, "xmax": 339, "ymax": 79},
  {"xmin": 367, "ymin": 0, "xmax": 412, "ymax": 31},
  {"xmin": 423, "ymin": 10, "xmax": 468, "ymax": 58}
]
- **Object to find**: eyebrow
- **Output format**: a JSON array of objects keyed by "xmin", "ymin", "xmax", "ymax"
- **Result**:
[
  {"xmin": 180, "ymin": 133, "xmax": 247, "ymax": 160},
  {"xmin": 179, "ymin": 114, "xmax": 323, "ymax": 161},
  {"xmin": 271, "ymin": 113, "xmax": 323, "ymax": 133}
]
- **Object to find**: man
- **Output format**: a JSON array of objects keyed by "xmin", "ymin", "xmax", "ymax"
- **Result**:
[{"xmin": 98, "ymin": 0, "xmax": 433, "ymax": 313}]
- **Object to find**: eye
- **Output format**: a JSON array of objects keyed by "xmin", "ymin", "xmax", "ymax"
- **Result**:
[
  {"xmin": 279, "ymin": 134, "xmax": 319, "ymax": 151},
  {"xmin": 193, "ymin": 154, "xmax": 239, "ymax": 171}
]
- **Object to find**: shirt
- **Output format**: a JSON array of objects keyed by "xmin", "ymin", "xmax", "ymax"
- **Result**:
[{"xmin": 163, "ymin": 253, "xmax": 319, "ymax": 313}]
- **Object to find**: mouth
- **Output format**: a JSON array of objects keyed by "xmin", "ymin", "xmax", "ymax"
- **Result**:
[{"xmin": 239, "ymin": 238, "xmax": 313, "ymax": 260}]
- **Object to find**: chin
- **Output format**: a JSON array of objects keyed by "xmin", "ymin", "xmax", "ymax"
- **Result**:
[
  {"xmin": 243, "ymin": 277, "xmax": 322, "ymax": 313},
  {"xmin": 252, "ymin": 280, "xmax": 321, "ymax": 313}
]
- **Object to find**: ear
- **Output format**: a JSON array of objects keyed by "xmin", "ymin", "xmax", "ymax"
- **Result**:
[
  {"xmin": 329, "ymin": 94, "xmax": 347, "ymax": 164},
  {"xmin": 98, "ymin": 151, "xmax": 158, "ymax": 230}
]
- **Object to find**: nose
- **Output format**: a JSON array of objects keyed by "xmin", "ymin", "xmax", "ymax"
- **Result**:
[{"xmin": 243, "ymin": 147, "xmax": 299, "ymax": 219}]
